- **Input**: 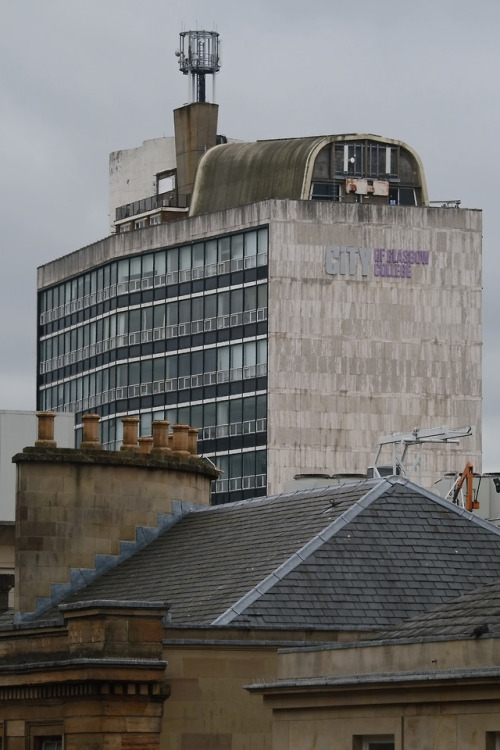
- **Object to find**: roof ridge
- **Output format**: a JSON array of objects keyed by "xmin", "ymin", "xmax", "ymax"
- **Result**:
[{"xmin": 211, "ymin": 479, "xmax": 391, "ymax": 626}]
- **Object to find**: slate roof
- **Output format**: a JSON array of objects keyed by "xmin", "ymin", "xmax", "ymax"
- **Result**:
[
  {"xmin": 373, "ymin": 578, "xmax": 500, "ymax": 641},
  {"xmin": 34, "ymin": 477, "xmax": 500, "ymax": 631}
]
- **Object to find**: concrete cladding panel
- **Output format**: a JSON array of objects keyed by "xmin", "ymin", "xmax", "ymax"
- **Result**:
[{"xmin": 266, "ymin": 200, "xmax": 482, "ymax": 493}]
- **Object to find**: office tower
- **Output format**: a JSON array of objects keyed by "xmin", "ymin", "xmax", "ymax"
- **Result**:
[{"xmin": 37, "ymin": 32, "xmax": 482, "ymax": 502}]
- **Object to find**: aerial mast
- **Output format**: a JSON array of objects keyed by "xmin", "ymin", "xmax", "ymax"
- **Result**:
[{"xmin": 176, "ymin": 30, "xmax": 221, "ymax": 104}]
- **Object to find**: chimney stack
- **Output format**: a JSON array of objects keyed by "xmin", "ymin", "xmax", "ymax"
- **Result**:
[{"xmin": 14, "ymin": 413, "xmax": 219, "ymax": 622}]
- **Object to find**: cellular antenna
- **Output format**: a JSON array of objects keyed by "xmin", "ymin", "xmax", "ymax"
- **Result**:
[{"xmin": 176, "ymin": 30, "xmax": 220, "ymax": 104}]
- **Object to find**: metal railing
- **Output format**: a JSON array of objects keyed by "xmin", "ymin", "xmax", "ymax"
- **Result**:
[{"xmin": 39, "ymin": 253, "xmax": 268, "ymax": 325}]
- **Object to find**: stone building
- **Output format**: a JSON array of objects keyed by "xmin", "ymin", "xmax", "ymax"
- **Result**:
[
  {"xmin": 249, "ymin": 581, "xmax": 500, "ymax": 750},
  {"xmin": 0, "ymin": 413, "xmax": 499, "ymax": 748}
]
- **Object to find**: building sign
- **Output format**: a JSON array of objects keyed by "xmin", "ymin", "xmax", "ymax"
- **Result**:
[{"xmin": 325, "ymin": 246, "xmax": 430, "ymax": 280}]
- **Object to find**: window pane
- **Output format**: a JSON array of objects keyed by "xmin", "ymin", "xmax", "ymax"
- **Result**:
[
  {"xmin": 205, "ymin": 348, "xmax": 216, "ymax": 372},
  {"xmin": 129, "ymin": 309, "xmax": 141, "ymax": 332},
  {"xmin": 193, "ymin": 242, "xmax": 204, "ymax": 267},
  {"xmin": 117, "ymin": 312, "xmax": 127, "ymax": 335},
  {"xmin": 218, "ymin": 292, "xmax": 230, "ymax": 316},
  {"xmin": 230, "ymin": 398, "xmax": 243, "ymax": 424},
  {"xmin": 231, "ymin": 234, "xmax": 244, "ymax": 259},
  {"xmin": 153, "ymin": 357, "xmax": 165, "ymax": 381},
  {"xmin": 140, "ymin": 412, "xmax": 152, "ymax": 436},
  {"xmin": 245, "ymin": 231, "xmax": 257, "ymax": 257},
  {"xmin": 231, "ymin": 343, "xmax": 243, "ymax": 369},
  {"xmin": 204, "ymin": 402, "xmax": 216, "ymax": 426},
  {"xmin": 244, "ymin": 341, "xmax": 256, "ymax": 366},
  {"xmin": 154, "ymin": 304, "xmax": 165, "ymax": 328},
  {"xmin": 155, "ymin": 250, "xmax": 166, "ymax": 276},
  {"xmin": 257, "ymin": 227, "xmax": 268, "ymax": 253},
  {"xmin": 243, "ymin": 451, "xmax": 255, "ymax": 476},
  {"xmin": 217, "ymin": 454, "xmax": 229, "ymax": 477},
  {"xmin": 141, "ymin": 359, "xmax": 152, "ymax": 382},
  {"xmin": 244, "ymin": 286, "xmax": 256, "ymax": 311},
  {"xmin": 167, "ymin": 248, "xmax": 178, "ymax": 273},
  {"xmin": 217, "ymin": 401, "xmax": 229, "ymax": 424},
  {"xmin": 257, "ymin": 339, "xmax": 267, "ymax": 364},
  {"xmin": 178, "ymin": 405, "xmax": 190, "ymax": 424},
  {"xmin": 178, "ymin": 352, "xmax": 190, "ymax": 377},
  {"xmin": 164, "ymin": 408, "xmax": 175, "ymax": 424},
  {"xmin": 166, "ymin": 355, "xmax": 177, "ymax": 379},
  {"xmin": 117, "ymin": 363, "xmax": 128, "ymax": 386},
  {"xmin": 179, "ymin": 245, "xmax": 191, "ymax": 270},
  {"xmin": 218, "ymin": 346, "xmax": 230, "ymax": 371},
  {"xmin": 255, "ymin": 449, "xmax": 266, "ymax": 476},
  {"xmin": 117, "ymin": 259, "xmax": 129, "ymax": 283},
  {"xmin": 142, "ymin": 306, "xmax": 153, "ymax": 330},
  {"xmin": 166, "ymin": 302, "xmax": 178, "ymax": 326},
  {"xmin": 205, "ymin": 294, "xmax": 217, "ymax": 319},
  {"xmin": 191, "ymin": 404, "xmax": 203, "ymax": 427},
  {"xmin": 219, "ymin": 236, "xmax": 231, "ymax": 262},
  {"xmin": 192, "ymin": 297, "xmax": 203, "ymax": 321},
  {"xmin": 143, "ymin": 254, "xmax": 154, "ymax": 277},
  {"xmin": 242, "ymin": 396, "xmax": 255, "ymax": 422},
  {"xmin": 179, "ymin": 299, "xmax": 190, "ymax": 324},
  {"xmin": 231, "ymin": 289, "xmax": 243, "ymax": 313},
  {"xmin": 256, "ymin": 394, "xmax": 267, "ymax": 420},
  {"xmin": 230, "ymin": 453, "xmax": 242, "ymax": 477},
  {"xmin": 257, "ymin": 284, "xmax": 267, "ymax": 308},
  {"xmin": 191, "ymin": 350, "xmax": 203, "ymax": 374},
  {"xmin": 205, "ymin": 239, "xmax": 217, "ymax": 265}
]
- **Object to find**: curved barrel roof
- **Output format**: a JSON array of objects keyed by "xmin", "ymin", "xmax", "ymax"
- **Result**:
[{"xmin": 190, "ymin": 134, "xmax": 428, "ymax": 215}]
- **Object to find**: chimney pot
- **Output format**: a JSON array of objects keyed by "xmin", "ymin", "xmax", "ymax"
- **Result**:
[
  {"xmin": 81, "ymin": 414, "xmax": 101, "ymax": 450},
  {"xmin": 188, "ymin": 427, "xmax": 199, "ymax": 455},
  {"xmin": 35, "ymin": 412, "xmax": 57, "ymax": 448},
  {"xmin": 121, "ymin": 417, "xmax": 140, "ymax": 452},
  {"xmin": 171, "ymin": 424, "xmax": 190, "ymax": 456},
  {"xmin": 138, "ymin": 436, "xmax": 154, "ymax": 454},
  {"xmin": 151, "ymin": 420, "xmax": 171, "ymax": 454}
]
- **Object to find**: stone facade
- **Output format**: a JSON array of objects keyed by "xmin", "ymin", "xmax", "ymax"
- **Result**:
[
  {"xmin": 266, "ymin": 200, "xmax": 482, "ymax": 492},
  {"xmin": 249, "ymin": 637, "xmax": 500, "ymax": 750},
  {"xmin": 0, "ymin": 601, "xmax": 169, "ymax": 750}
]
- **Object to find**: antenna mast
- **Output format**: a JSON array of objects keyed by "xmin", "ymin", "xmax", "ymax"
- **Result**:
[{"xmin": 176, "ymin": 30, "xmax": 220, "ymax": 104}]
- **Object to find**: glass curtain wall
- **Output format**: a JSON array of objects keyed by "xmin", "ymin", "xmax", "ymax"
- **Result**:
[{"xmin": 37, "ymin": 227, "xmax": 269, "ymax": 504}]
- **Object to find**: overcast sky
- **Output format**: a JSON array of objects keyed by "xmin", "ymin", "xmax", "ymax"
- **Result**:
[{"xmin": 1, "ymin": 0, "xmax": 498, "ymax": 469}]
